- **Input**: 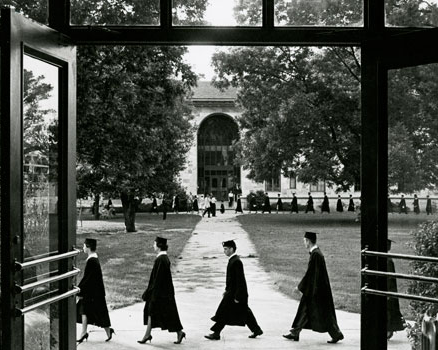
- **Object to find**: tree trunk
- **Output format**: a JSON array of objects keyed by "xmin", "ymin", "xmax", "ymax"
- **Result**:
[
  {"xmin": 121, "ymin": 192, "xmax": 137, "ymax": 232},
  {"xmin": 93, "ymin": 193, "xmax": 100, "ymax": 220}
]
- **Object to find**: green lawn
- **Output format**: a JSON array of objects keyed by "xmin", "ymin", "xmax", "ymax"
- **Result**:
[
  {"xmin": 237, "ymin": 212, "xmax": 434, "ymax": 317},
  {"xmin": 75, "ymin": 213, "xmax": 201, "ymax": 310}
]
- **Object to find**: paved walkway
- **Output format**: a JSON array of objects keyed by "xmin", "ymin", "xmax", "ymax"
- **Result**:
[{"xmin": 77, "ymin": 213, "xmax": 410, "ymax": 349}]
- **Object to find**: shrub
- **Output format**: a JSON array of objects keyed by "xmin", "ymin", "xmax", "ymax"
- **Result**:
[{"xmin": 407, "ymin": 220, "xmax": 438, "ymax": 349}]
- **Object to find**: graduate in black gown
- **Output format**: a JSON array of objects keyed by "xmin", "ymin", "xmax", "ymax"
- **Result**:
[
  {"xmin": 291, "ymin": 193, "xmax": 299, "ymax": 213},
  {"xmin": 276, "ymin": 194, "xmax": 283, "ymax": 213},
  {"xmin": 77, "ymin": 238, "xmax": 115, "ymax": 343},
  {"xmin": 262, "ymin": 193, "xmax": 271, "ymax": 213},
  {"xmin": 426, "ymin": 195, "xmax": 433, "ymax": 215},
  {"xmin": 347, "ymin": 195, "xmax": 355, "ymax": 212},
  {"xmin": 193, "ymin": 195, "xmax": 199, "ymax": 214},
  {"xmin": 336, "ymin": 195, "xmax": 343, "ymax": 212},
  {"xmin": 138, "ymin": 237, "xmax": 185, "ymax": 345},
  {"xmin": 413, "ymin": 194, "xmax": 420, "ymax": 214},
  {"xmin": 235, "ymin": 195, "xmax": 243, "ymax": 213},
  {"xmin": 398, "ymin": 195, "xmax": 407, "ymax": 214},
  {"xmin": 305, "ymin": 192, "xmax": 315, "ymax": 213},
  {"xmin": 321, "ymin": 192, "xmax": 330, "ymax": 213},
  {"xmin": 220, "ymin": 201, "xmax": 225, "ymax": 214},
  {"xmin": 205, "ymin": 240, "xmax": 263, "ymax": 340},
  {"xmin": 283, "ymin": 232, "xmax": 344, "ymax": 344},
  {"xmin": 151, "ymin": 195, "xmax": 159, "ymax": 214},
  {"xmin": 386, "ymin": 239, "xmax": 406, "ymax": 340}
]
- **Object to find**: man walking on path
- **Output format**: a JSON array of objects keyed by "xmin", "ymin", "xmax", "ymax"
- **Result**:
[
  {"xmin": 283, "ymin": 232, "xmax": 344, "ymax": 344},
  {"xmin": 205, "ymin": 240, "xmax": 263, "ymax": 341}
]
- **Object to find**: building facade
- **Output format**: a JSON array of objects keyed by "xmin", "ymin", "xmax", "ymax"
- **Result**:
[{"xmin": 178, "ymin": 81, "xmax": 360, "ymax": 206}]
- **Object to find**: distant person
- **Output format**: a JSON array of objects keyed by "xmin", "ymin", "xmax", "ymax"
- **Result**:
[
  {"xmin": 388, "ymin": 195, "xmax": 393, "ymax": 213},
  {"xmin": 173, "ymin": 195, "xmax": 180, "ymax": 214},
  {"xmin": 283, "ymin": 232, "xmax": 344, "ymax": 344},
  {"xmin": 162, "ymin": 195, "xmax": 168, "ymax": 220},
  {"xmin": 220, "ymin": 201, "xmax": 225, "ymax": 214},
  {"xmin": 348, "ymin": 195, "xmax": 355, "ymax": 212},
  {"xmin": 186, "ymin": 193, "xmax": 193, "ymax": 213},
  {"xmin": 413, "ymin": 194, "xmax": 420, "ymax": 214},
  {"xmin": 321, "ymin": 192, "xmax": 330, "ymax": 213},
  {"xmin": 193, "ymin": 195, "xmax": 199, "ymax": 214},
  {"xmin": 106, "ymin": 199, "xmax": 116, "ymax": 216},
  {"xmin": 336, "ymin": 195, "xmax": 343, "ymax": 212},
  {"xmin": 305, "ymin": 192, "xmax": 315, "ymax": 214},
  {"xmin": 276, "ymin": 194, "xmax": 283, "ymax": 213},
  {"xmin": 228, "ymin": 191, "xmax": 234, "ymax": 208},
  {"xmin": 138, "ymin": 237, "xmax": 186, "ymax": 345},
  {"xmin": 210, "ymin": 194, "xmax": 217, "ymax": 217},
  {"xmin": 249, "ymin": 193, "xmax": 257, "ymax": 213},
  {"xmin": 291, "ymin": 193, "xmax": 299, "ymax": 213},
  {"xmin": 151, "ymin": 195, "xmax": 159, "ymax": 214},
  {"xmin": 77, "ymin": 238, "xmax": 115, "ymax": 344},
  {"xmin": 398, "ymin": 195, "xmax": 407, "ymax": 214},
  {"xmin": 386, "ymin": 239, "xmax": 406, "ymax": 340},
  {"xmin": 426, "ymin": 195, "xmax": 433, "ymax": 215},
  {"xmin": 202, "ymin": 194, "xmax": 211, "ymax": 218},
  {"xmin": 262, "ymin": 193, "xmax": 271, "ymax": 214},
  {"xmin": 205, "ymin": 240, "xmax": 263, "ymax": 340},
  {"xmin": 235, "ymin": 195, "xmax": 243, "ymax": 214}
]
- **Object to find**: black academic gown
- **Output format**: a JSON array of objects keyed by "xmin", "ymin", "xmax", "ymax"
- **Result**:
[
  {"xmin": 387, "ymin": 258, "xmax": 405, "ymax": 332},
  {"xmin": 306, "ymin": 196, "xmax": 315, "ymax": 213},
  {"xmin": 263, "ymin": 196, "xmax": 271, "ymax": 213},
  {"xmin": 277, "ymin": 198, "xmax": 283, "ymax": 212},
  {"xmin": 399, "ymin": 198, "xmax": 407, "ymax": 214},
  {"xmin": 336, "ymin": 199, "xmax": 343, "ymax": 212},
  {"xmin": 193, "ymin": 198, "xmax": 199, "ymax": 212},
  {"xmin": 142, "ymin": 254, "xmax": 183, "ymax": 332},
  {"xmin": 235, "ymin": 198, "xmax": 243, "ymax": 213},
  {"xmin": 291, "ymin": 197, "xmax": 298, "ymax": 213},
  {"xmin": 426, "ymin": 198, "xmax": 432, "ymax": 214},
  {"xmin": 152, "ymin": 198, "xmax": 158, "ymax": 214},
  {"xmin": 321, "ymin": 196, "xmax": 330, "ymax": 213},
  {"xmin": 348, "ymin": 198, "xmax": 355, "ymax": 212},
  {"xmin": 413, "ymin": 198, "xmax": 420, "ymax": 214},
  {"xmin": 211, "ymin": 255, "xmax": 249, "ymax": 326},
  {"xmin": 77, "ymin": 256, "xmax": 111, "ymax": 328},
  {"xmin": 292, "ymin": 248, "xmax": 340, "ymax": 334},
  {"xmin": 220, "ymin": 203, "xmax": 225, "ymax": 214}
]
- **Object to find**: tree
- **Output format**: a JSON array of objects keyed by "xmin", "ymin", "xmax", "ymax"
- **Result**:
[
  {"xmin": 211, "ymin": 0, "xmax": 438, "ymax": 193},
  {"xmin": 11, "ymin": 0, "xmax": 208, "ymax": 232}
]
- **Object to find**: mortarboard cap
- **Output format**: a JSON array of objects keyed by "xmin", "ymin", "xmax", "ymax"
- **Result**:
[
  {"xmin": 155, "ymin": 236, "xmax": 168, "ymax": 246},
  {"xmin": 222, "ymin": 240, "xmax": 236, "ymax": 250},
  {"xmin": 84, "ymin": 238, "xmax": 97, "ymax": 250},
  {"xmin": 304, "ymin": 232, "xmax": 318, "ymax": 241}
]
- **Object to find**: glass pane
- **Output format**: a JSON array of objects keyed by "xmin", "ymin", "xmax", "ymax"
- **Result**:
[
  {"xmin": 24, "ymin": 290, "xmax": 60, "ymax": 350},
  {"xmin": 386, "ymin": 0, "xmax": 438, "ymax": 27},
  {"xmin": 387, "ymin": 63, "xmax": 438, "ymax": 347},
  {"xmin": 70, "ymin": 0, "xmax": 160, "ymax": 25},
  {"xmin": 274, "ymin": 0, "xmax": 363, "ymax": 26},
  {"xmin": 173, "ymin": 0, "xmax": 263, "ymax": 26},
  {"xmin": 23, "ymin": 55, "xmax": 60, "ymax": 259}
]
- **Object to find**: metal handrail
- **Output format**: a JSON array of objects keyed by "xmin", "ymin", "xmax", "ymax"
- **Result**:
[
  {"xmin": 361, "ymin": 267, "xmax": 438, "ymax": 283},
  {"xmin": 15, "ymin": 268, "xmax": 80, "ymax": 294},
  {"xmin": 15, "ymin": 286, "xmax": 80, "ymax": 317},
  {"xmin": 361, "ymin": 248, "xmax": 438, "ymax": 263},
  {"xmin": 15, "ymin": 249, "xmax": 80, "ymax": 271},
  {"xmin": 362, "ymin": 286, "xmax": 438, "ymax": 304}
]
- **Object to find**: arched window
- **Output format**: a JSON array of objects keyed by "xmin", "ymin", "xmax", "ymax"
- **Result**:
[{"xmin": 197, "ymin": 114, "xmax": 240, "ymax": 201}]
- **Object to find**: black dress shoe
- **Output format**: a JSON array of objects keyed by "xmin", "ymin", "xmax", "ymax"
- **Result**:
[
  {"xmin": 283, "ymin": 333, "xmax": 299, "ymax": 341},
  {"xmin": 327, "ymin": 334, "xmax": 344, "ymax": 343},
  {"xmin": 204, "ymin": 333, "xmax": 220, "ymax": 340},
  {"xmin": 248, "ymin": 329, "xmax": 263, "ymax": 338}
]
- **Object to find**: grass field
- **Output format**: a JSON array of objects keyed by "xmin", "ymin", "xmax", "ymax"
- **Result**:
[
  {"xmin": 75, "ymin": 213, "xmax": 201, "ymax": 309},
  {"xmin": 237, "ymin": 212, "xmax": 435, "ymax": 318}
]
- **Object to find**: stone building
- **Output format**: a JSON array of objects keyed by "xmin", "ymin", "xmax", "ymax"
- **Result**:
[{"xmin": 178, "ymin": 81, "xmax": 360, "ymax": 207}]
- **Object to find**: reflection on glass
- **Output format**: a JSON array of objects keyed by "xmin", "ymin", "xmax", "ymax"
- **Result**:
[
  {"xmin": 23, "ymin": 55, "xmax": 59, "ymax": 259},
  {"xmin": 274, "ymin": 0, "xmax": 362, "ymax": 26},
  {"xmin": 388, "ymin": 63, "xmax": 438, "ymax": 346},
  {"xmin": 386, "ymin": 0, "xmax": 438, "ymax": 27},
  {"xmin": 173, "ymin": 0, "xmax": 262, "ymax": 26},
  {"xmin": 24, "ymin": 286, "xmax": 60, "ymax": 350},
  {"xmin": 70, "ymin": 0, "xmax": 160, "ymax": 25}
]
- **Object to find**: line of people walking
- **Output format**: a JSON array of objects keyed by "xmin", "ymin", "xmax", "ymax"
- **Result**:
[{"xmin": 77, "ymin": 232, "xmax": 345, "ymax": 345}]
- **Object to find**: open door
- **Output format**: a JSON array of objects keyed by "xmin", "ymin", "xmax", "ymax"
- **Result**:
[
  {"xmin": 361, "ymin": 28, "xmax": 438, "ymax": 350},
  {"xmin": 1, "ymin": 7, "xmax": 77, "ymax": 350}
]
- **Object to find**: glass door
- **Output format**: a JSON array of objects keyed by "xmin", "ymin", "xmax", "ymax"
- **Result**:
[{"xmin": 1, "ymin": 7, "xmax": 77, "ymax": 350}]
